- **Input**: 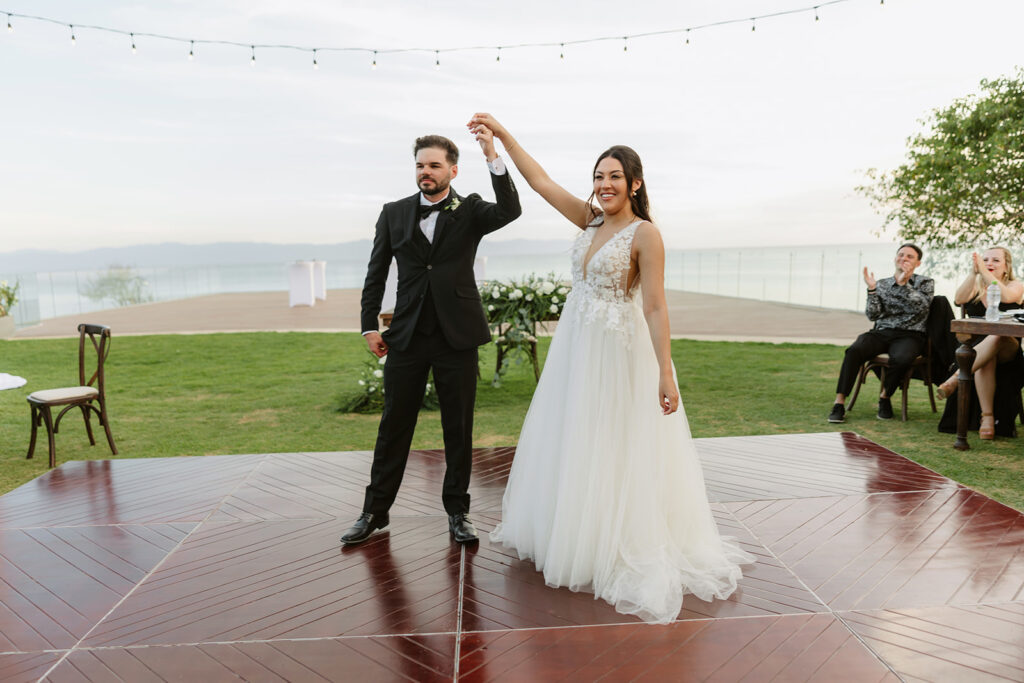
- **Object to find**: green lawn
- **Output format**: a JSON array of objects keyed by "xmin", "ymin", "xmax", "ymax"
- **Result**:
[{"xmin": 1, "ymin": 333, "xmax": 1020, "ymax": 510}]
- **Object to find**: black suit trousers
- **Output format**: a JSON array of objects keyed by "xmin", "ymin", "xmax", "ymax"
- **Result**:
[
  {"xmin": 836, "ymin": 328, "xmax": 925, "ymax": 399},
  {"xmin": 363, "ymin": 328, "xmax": 478, "ymax": 516}
]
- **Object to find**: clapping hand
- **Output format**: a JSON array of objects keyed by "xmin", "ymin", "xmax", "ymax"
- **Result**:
[
  {"xmin": 972, "ymin": 251, "xmax": 983, "ymax": 275},
  {"xmin": 863, "ymin": 267, "xmax": 877, "ymax": 290}
]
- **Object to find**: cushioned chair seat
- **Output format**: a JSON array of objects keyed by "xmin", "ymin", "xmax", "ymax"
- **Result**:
[{"xmin": 28, "ymin": 386, "xmax": 99, "ymax": 404}]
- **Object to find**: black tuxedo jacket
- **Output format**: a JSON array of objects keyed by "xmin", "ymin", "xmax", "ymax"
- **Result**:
[{"xmin": 360, "ymin": 171, "xmax": 521, "ymax": 352}]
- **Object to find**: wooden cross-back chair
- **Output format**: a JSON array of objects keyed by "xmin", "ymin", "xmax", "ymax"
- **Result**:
[{"xmin": 27, "ymin": 323, "xmax": 117, "ymax": 468}]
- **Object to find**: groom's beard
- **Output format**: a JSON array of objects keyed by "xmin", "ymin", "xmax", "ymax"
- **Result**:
[{"xmin": 418, "ymin": 174, "xmax": 451, "ymax": 196}]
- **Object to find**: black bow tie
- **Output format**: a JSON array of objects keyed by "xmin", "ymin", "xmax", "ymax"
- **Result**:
[{"xmin": 418, "ymin": 200, "xmax": 449, "ymax": 220}]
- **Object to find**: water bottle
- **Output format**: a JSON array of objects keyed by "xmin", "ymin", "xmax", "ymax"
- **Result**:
[{"xmin": 986, "ymin": 281, "xmax": 1001, "ymax": 321}]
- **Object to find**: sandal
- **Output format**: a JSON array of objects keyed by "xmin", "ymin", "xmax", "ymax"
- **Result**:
[
  {"xmin": 979, "ymin": 412, "xmax": 995, "ymax": 440},
  {"xmin": 936, "ymin": 377, "xmax": 958, "ymax": 400}
]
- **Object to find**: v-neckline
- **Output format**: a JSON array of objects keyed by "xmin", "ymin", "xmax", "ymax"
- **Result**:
[{"xmin": 582, "ymin": 221, "xmax": 639, "ymax": 281}]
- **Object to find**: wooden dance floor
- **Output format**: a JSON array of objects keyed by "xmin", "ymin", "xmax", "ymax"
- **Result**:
[{"xmin": 1, "ymin": 432, "xmax": 1021, "ymax": 682}]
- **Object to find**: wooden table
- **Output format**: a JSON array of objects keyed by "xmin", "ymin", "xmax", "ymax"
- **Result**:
[{"xmin": 950, "ymin": 317, "xmax": 1024, "ymax": 449}]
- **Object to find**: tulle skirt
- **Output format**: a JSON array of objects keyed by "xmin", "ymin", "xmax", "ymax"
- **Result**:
[{"xmin": 490, "ymin": 292, "xmax": 753, "ymax": 624}]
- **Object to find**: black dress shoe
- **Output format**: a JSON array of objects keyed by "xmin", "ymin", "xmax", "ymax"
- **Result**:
[
  {"xmin": 340, "ymin": 512, "xmax": 389, "ymax": 545},
  {"xmin": 827, "ymin": 403, "xmax": 846, "ymax": 423},
  {"xmin": 877, "ymin": 397, "xmax": 894, "ymax": 420},
  {"xmin": 448, "ymin": 513, "xmax": 478, "ymax": 543}
]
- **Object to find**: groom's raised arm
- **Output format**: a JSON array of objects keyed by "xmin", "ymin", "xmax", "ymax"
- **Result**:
[
  {"xmin": 468, "ymin": 123, "xmax": 521, "ymax": 236},
  {"xmin": 360, "ymin": 207, "xmax": 392, "ymax": 335}
]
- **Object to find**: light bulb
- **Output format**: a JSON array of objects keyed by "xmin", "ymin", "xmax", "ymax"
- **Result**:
[
  {"xmin": 7, "ymin": 15, "xmax": 12, "ymax": 33},
  {"xmin": 559, "ymin": 43, "xmax": 564, "ymax": 60},
  {"xmin": 131, "ymin": 34, "xmax": 136, "ymax": 54},
  {"xmin": 496, "ymin": 47, "xmax": 501, "ymax": 62},
  {"xmin": 69, "ymin": 25, "xmax": 75, "ymax": 45},
  {"xmin": 189, "ymin": 41, "xmax": 194, "ymax": 60},
  {"xmin": 372, "ymin": 50, "xmax": 377, "ymax": 69},
  {"xmin": 312, "ymin": 49, "xmax": 318, "ymax": 69},
  {"xmin": 751, "ymin": 19, "xmax": 756, "ymax": 31},
  {"xmin": 434, "ymin": 50, "xmax": 439, "ymax": 70},
  {"xmin": 250, "ymin": 45, "xmax": 255, "ymax": 66}
]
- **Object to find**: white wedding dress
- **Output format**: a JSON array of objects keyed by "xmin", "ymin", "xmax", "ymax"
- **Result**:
[{"xmin": 490, "ymin": 219, "xmax": 753, "ymax": 625}]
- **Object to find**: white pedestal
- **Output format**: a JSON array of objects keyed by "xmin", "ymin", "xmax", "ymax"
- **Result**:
[
  {"xmin": 288, "ymin": 261, "xmax": 315, "ymax": 307},
  {"xmin": 312, "ymin": 260, "xmax": 327, "ymax": 301}
]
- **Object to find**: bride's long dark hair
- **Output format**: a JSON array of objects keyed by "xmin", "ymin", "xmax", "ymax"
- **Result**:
[{"xmin": 587, "ymin": 145, "xmax": 652, "ymax": 223}]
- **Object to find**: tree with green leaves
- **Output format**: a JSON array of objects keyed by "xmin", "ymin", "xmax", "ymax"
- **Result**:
[{"xmin": 858, "ymin": 69, "xmax": 1024, "ymax": 250}]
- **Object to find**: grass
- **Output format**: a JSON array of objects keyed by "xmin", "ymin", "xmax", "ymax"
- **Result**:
[{"xmin": 1, "ymin": 333, "xmax": 1021, "ymax": 510}]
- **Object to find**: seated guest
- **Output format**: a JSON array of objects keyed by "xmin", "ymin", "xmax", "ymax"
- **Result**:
[
  {"xmin": 828, "ymin": 244, "xmax": 934, "ymax": 423},
  {"xmin": 936, "ymin": 247, "xmax": 1024, "ymax": 439}
]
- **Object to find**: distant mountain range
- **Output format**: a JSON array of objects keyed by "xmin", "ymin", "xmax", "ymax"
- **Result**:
[{"xmin": 0, "ymin": 239, "xmax": 575, "ymax": 273}]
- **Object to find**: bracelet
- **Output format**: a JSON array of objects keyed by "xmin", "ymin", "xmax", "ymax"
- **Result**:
[
  {"xmin": 867, "ymin": 288, "xmax": 877, "ymax": 293},
  {"xmin": 504, "ymin": 140, "xmax": 517, "ymax": 153}
]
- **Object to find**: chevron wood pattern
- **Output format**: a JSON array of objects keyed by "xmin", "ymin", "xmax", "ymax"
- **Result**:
[
  {"xmin": 0, "ymin": 431, "xmax": 1017, "ymax": 681},
  {"xmin": 841, "ymin": 603, "xmax": 1024, "ymax": 682}
]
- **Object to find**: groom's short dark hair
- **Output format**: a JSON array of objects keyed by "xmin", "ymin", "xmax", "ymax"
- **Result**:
[{"xmin": 414, "ymin": 135, "xmax": 459, "ymax": 165}]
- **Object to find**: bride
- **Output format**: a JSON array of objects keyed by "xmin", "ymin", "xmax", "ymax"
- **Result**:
[{"xmin": 467, "ymin": 113, "xmax": 752, "ymax": 625}]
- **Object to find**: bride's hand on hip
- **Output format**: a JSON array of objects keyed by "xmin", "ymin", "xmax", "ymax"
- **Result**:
[{"xmin": 659, "ymin": 375, "xmax": 680, "ymax": 415}]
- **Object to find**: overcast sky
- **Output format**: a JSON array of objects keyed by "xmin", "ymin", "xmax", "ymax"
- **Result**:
[{"xmin": 1, "ymin": 0, "xmax": 1021, "ymax": 253}]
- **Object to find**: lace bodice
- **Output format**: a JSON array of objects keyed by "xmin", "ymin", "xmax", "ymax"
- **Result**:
[{"xmin": 566, "ymin": 220, "xmax": 643, "ymax": 341}]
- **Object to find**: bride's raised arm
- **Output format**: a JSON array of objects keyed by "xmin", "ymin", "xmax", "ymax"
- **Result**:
[{"xmin": 468, "ymin": 113, "xmax": 594, "ymax": 230}]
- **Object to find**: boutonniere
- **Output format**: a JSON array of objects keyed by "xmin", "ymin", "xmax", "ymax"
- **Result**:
[{"xmin": 445, "ymin": 197, "xmax": 462, "ymax": 212}]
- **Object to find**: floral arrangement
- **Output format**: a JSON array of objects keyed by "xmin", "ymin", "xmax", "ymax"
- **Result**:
[
  {"xmin": 0, "ymin": 279, "xmax": 19, "ymax": 317},
  {"xmin": 338, "ymin": 352, "xmax": 439, "ymax": 413},
  {"xmin": 480, "ymin": 273, "xmax": 570, "ymax": 384}
]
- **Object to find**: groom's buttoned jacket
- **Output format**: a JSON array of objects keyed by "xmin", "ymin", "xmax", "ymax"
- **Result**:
[{"xmin": 360, "ymin": 171, "xmax": 521, "ymax": 352}]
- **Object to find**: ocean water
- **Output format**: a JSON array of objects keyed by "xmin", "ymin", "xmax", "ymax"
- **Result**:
[{"xmin": 4, "ymin": 242, "xmax": 966, "ymax": 328}]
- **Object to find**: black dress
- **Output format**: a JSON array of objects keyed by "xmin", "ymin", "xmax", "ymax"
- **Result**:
[{"xmin": 938, "ymin": 300, "xmax": 1024, "ymax": 437}]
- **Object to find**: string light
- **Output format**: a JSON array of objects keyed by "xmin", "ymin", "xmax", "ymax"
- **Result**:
[
  {"xmin": 0, "ymin": 0, "xmax": 881, "ymax": 71},
  {"xmin": 371, "ymin": 50, "xmax": 377, "ymax": 69},
  {"xmin": 188, "ymin": 39, "xmax": 194, "ymax": 60},
  {"xmin": 312, "ymin": 48, "xmax": 318, "ymax": 69}
]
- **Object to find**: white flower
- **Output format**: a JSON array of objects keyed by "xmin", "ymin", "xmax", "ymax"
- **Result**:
[
  {"xmin": 425, "ymin": 383, "xmax": 432, "ymax": 391},
  {"xmin": 373, "ymin": 369, "xmax": 383, "ymax": 378},
  {"xmin": 539, "ymin": 281, "xmax": 556, "ymax": 295},
  {"xmin": 510, "ymin": 289, "xmax": 523, "ymax": 300},
  {"xmin": 551, "ymin": 296, "xmax": 559, "ymax": 304},
  {"xmin": 378, "ymin": 356, "xmax": 387, "ymax": 364},
  {"xmin": 550, "ymin": 304, "xmax": 559, "ymax": 313},
  {"xmin": 358, "ymin": 379, "xmax": 366, "ymax": 386},
  {"xmin": 501, "ymin": 286, "xmax": 508, "ymax": 293},
  {"xmin": 487, "ymin": 304, "xmax": 495, "ymax": 311},
  {"xmin": 491, "ymin": 287, "xmax": 501, "ymax": 298},
  {"xmin": 526, "ymin": 335, "xmax": 537, "ymax": 342},
  {"xmin": 368, "ymin": 386, "xmax": 376, "ymax": 393},
  {"xmin": 558, "ymin": 286, "xmax": 568, "ymax": 295},
  {"xmin": 525, "ymin": 293, "xmax": 534, "ymax": 302}
]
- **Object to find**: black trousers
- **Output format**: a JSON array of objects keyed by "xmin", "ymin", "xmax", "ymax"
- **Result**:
[
  {"xmin": 363, "ymin": 328, "xmax": 478, "ymax": 516},
  {"xmin": 836, "ymin": 328, "xmax": 926, "ymax": 399}
]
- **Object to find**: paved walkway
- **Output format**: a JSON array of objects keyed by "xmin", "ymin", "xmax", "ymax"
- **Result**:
[{"xmin": 10, "ymin": 289, "xmax": 869, "ymax": 345}]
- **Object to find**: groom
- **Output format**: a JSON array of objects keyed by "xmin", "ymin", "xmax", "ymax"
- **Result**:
[{"xmin": 342, "ymin": 131, "xmax": 521, "ymax": 545}]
